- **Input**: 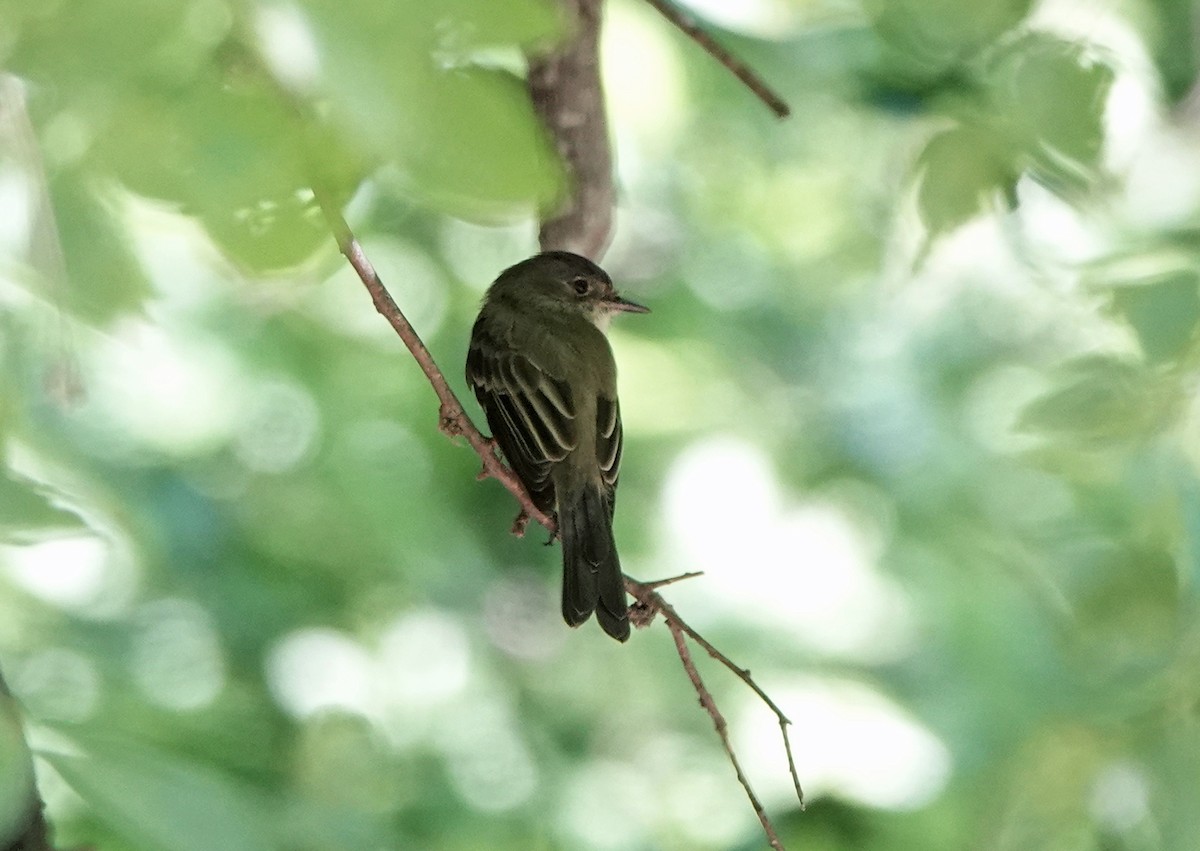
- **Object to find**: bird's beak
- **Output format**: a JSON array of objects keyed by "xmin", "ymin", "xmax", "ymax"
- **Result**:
[{"xmin": 607, "ymin": 295, "xmax": 650, "ymax": 314}]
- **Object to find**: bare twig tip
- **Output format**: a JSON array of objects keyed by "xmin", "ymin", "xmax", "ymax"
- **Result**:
[
  {"xmin": 641, "ymin": 0, "xmax": 791, "ymax": 118},
  {"xmin": 666, "ymin": 621, "xmax": 788, "ymax": 848},
  {"xmin": 643, "ymin": 570, "xmax": 705, "ymax": 590}
]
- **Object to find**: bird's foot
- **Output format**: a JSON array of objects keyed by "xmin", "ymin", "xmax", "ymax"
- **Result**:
[{"xmin": 629, "ymin": 601, "xmax": 656, "ymax": 629}]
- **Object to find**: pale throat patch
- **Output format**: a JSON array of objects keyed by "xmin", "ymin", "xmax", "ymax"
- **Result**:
[{"xmin": 589, "ymin": 310, "xmax": 613, "ymax": 333}]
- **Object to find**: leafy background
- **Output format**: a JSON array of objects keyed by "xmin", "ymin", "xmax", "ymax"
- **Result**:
[{"xmin": 3, "ymin": 0, "xmax": 1200, "ymax": 848}]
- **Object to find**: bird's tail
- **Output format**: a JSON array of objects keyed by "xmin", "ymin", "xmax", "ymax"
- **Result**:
[{"xmin": 559, "ymin": 486, "xmax": 630, "ymax": 642}]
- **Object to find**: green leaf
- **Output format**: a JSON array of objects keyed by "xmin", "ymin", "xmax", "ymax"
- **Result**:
[
  {"xmin": 12, "ymin": 0, "xmax": 559, "ymax": 271},
  {"xmin": 43, "ymin": 736, "xmax": 273, "ymax": 851},
  {"xmin": 1147, "ymin": 0, "xmax": 1200, "ymax": 103},
  {"xmin": 1072, "ymin": 545, "xmax": 1179, "ymax": 665},
  {"xmin": 9, "ymin": 2, "xmax": 360, "ymax": 273},
  {"xmin": 864, "ymin": 0, "xmax": 1034, "ymax": 71},
  {"xmin": 302, "ymin": 0, "xmax": 566, "ymax": 222},
  {"xmin": 89, "ymin": 68, "xmax": 347, "ymax": 271},
  {"xmin": 400, "ymin": 66, "xmax": 566, "ymax": 221},
  {"xmin": 0, "ymin": 471, "xmax": 86, "ymax": 541},
  {"xmin": 916, "ymin": 125, "xmax": 1017, "ymax": 240},
  {"xmin": 47, "ymin": 171, "xmax": 152, "ymax": 324},
  {"xmin": 0, "ymin": 0, "xmax": 192, "ymax": 91},
  {"xmin": 424, "ymin": 0, "xmax": 561, "ymax": 50},
  {"xmin": 989, "ymin": 35, "xmax": 1115, "ymax": 193},
  {"xmin": 1017, "ymin": 357, "xmax": 1173, "ymax": 446},
  {"xmin": 1110, "ymin": 270, "xmax": 1200, "ymax": 364}
]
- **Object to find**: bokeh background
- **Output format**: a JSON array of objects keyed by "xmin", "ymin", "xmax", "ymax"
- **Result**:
[{"xmin": 3, "ymin": 0, "xmax": 1200, "ymax": 848}]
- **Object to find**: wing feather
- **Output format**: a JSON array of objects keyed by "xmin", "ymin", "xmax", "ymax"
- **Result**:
[
  {"xmin": 466, "ymin": 323, "xmax": 578, "ymax": 512},
  {"xmin": 596, "ymin": 397, "xmax": 623, "ymax": 489}
]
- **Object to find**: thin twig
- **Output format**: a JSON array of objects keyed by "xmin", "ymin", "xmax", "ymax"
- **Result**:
[
  {"xmin": 312, "ymin": 198, "xmax": 555, "ymax": 533},
  {"xmin": 626, "ymin": 576, "xmax": 806, "ymax": 810},
  {"xmin": 641, "ymin": 570, "xmax": 705, "ymax": 590},
  {"xmin": 640, "ymin": 0, "xmax": 791, "ymax": 118},
  {"xmin": 667, "ymin": 624, "xmax": 785, "ymax": 851}
]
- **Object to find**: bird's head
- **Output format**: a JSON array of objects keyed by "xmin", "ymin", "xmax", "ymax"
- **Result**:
[{"xmin": 489, "ymin": 251, "xmax": 649, "ymax": 329}]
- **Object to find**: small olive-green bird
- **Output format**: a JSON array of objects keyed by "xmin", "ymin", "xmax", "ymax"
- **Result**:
[{"xmin": 466, "ymin": 251, "xmax": 648, "ymax": 642}]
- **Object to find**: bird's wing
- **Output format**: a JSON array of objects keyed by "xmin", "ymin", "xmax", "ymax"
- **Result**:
[
  {"xmin": 596, "ymin": 395, "xmax": 623, "ymax": 497},
  {"xmin": 466, "ymin": 325, "xmax": 577, "ymax": 512}
]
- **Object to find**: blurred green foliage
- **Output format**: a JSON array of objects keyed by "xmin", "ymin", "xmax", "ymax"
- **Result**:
[{"xmin": 3, "ymin": 0, "xmax": 1200, "ymax": 849}]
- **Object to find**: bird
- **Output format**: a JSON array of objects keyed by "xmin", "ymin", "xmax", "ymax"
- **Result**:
[{"xmin": 466, "ymin": 251, "xmax": 648, "ymax": 641}]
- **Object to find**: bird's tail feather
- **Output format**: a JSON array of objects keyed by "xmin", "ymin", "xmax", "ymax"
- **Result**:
[{"xmin": 560, "ymin": 486, "xmax": 630, "ymax": 642}]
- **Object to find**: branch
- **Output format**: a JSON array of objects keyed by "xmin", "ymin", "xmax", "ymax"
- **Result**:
[
  {"xmin": 308, "ymin": 2, "xmax": 803, "ymax": 844},
  {"xmin": 640, "ymin": 0, "xmax": 791, "ymax": 119},
  {"xmin": 668, "ymin": 622, "xmax": 784, "ymax": 850},
  {"xmin": 527, "ymin": 0, "xmax": 614, "ymax": 259},
  {"xmin": 638, "ymin": 570, "xmax": 704, "ymax": 590},
  {"xmin": 311, "ymin": 188, "xmax": 804, "ymax": 845},
  {"xmin": 625, "ymin": 577, "xmax": 806, "ymax": 812},
  {"xmin": 312, "ymin": 201, "xmax": 556, "ymax": 533}
]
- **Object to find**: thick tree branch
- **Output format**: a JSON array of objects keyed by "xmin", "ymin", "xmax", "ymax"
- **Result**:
[{"xmin": 527, "ymin": 0, "xmax": 614, "ymax": 259}]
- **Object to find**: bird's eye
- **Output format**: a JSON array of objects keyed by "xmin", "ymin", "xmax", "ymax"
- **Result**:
[{"xmin": 572, "ymin": 277, "xmax": 590, "ymax": 296}]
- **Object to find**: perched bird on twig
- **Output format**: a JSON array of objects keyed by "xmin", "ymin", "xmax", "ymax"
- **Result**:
[{"xmin": 466, "ymin": 252, "xmax": 648, "ymax": 641}]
